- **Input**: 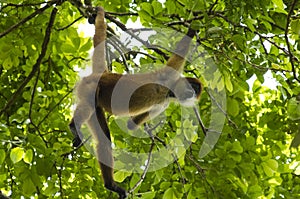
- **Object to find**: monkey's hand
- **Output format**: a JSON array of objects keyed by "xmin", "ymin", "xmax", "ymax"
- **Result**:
[
  {"xmin": 69, "ymin": 119, "xmax": 83, "ymax": 147},
  {"xmin": 88, "ymin": 6, "xmax": 105, "ymax": 24}
]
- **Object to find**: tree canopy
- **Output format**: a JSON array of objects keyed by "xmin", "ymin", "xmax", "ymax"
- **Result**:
[{"xmin": 0, "ymin": 0, "xmax": 300, "ymax": 198}]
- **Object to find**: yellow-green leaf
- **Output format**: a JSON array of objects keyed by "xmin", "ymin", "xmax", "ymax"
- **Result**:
[
  {"xmin": 227, "ymin": 98, "xmax": 240, "ymax": 117},
  {"xmin": 0, "ymin": 149, "xmax": 6, "ymax": 165},
  {"xmin": 272, "ymin": 0, "xmax": 284, "ymax": 10},
  {"xmin": 225, "ymin": 76, "xmax": 233, "ymax": 92},
  {"xmin": 24, "ymin": 149, "xmax": 33, "ymax": 164},
  {"xmin": 10, "ymin": 147, "xmax": 24, "ymax": 164},
  {"xmin": 114, "ymin": 170, "xmax": 131, "ymax": 182}
]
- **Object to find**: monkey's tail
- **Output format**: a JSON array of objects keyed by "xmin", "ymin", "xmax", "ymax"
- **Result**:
[
  {"xmin": 92, "ymin": 6, "xmax": 108, "ymax": 74},
  {"xmin": 172, "ymin": 27, "xmax": 197, "ymax": 59}
]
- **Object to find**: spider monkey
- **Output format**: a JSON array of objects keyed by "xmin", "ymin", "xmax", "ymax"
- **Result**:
[{"xmin": 69, "ymin": 7, "xmax": 202, "ymax": 199}]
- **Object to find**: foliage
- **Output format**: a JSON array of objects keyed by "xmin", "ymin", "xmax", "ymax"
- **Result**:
[{"xmin": 0, "ymin": 0, "xmax": 300, "ymax": 198}]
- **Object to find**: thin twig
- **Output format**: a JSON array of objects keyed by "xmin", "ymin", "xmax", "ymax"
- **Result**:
[
  {"xmin": 193, "ymin": 107, "xmax": 207, "ymax": 136},
  {"xmin": 145, "ymin": 123, "xmax": 187, "ymax": 197},
  {"xmin": 56, "ymin": 16, "xmax": 84, "ymax": 31},
  {"xmin": 37, "ymin": 89, "xmax": 74, "ymax": 127},
  {"xmin": 205, "ymin": 88, "xmax": 238, "ymax": 129},
  {"xmin": 104, "ymin": 13, "xmax": 169, "ymax": 59},
  {"xmin": 105, "ymin": 11, "xmax": 138, "ymax": 16},
  {"xmin": 106, "ymin": 40, "xmax": 130, "ymax": 72},
  {"xmin": 208, "ymin": 0, "xmax": 219, "ymax": 14},
  {"xmin": 128, "ymin": 127, "xmax": 155, "ymax": 195}
]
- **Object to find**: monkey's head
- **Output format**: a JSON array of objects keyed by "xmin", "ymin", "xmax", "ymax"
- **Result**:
[{"xmin": 170, "ymin": 77, "xmax": 202, "ymax": 106}]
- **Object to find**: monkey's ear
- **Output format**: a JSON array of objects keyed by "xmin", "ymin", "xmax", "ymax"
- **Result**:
[{"xmin": 186, "ymin": 77, "xmax": 202, "ymax": 99}]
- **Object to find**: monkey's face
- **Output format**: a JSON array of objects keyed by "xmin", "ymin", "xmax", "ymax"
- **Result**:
[{"xmin": 172, "ymin": 77, "xmax": 201, "ymax": 107}]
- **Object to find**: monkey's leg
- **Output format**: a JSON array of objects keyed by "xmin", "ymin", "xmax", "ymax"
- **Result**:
[
  {"xmin": 127, "ymin": 112, "xmax": 150, "ymax": 130},
  {"xmin": 127, "ymin": 103, "xmax": 168, "ymax": 130},
  {"xmin": 69, "ymin": 101, "xmax": 93, "ymax": 147},
  {"xmin": 93, "ymin": 107, "xmax": 127, "ymax": 199}
]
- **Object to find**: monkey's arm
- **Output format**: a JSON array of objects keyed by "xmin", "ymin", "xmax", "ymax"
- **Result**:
[
  {"xmin": 165, "ymin": 28, "xmax": 196, "ymax": 72},
  {"xmin": 127, "ymin": 100, "xmax": 170, "ymax": 130}
]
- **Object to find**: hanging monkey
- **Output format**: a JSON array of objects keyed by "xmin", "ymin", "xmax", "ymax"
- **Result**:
[{"xmin": 69, "ymin": 7, "xmax": 202, "ymax": 199}]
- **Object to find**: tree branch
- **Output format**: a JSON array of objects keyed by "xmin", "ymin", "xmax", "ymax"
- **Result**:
[
  {"xmin": 56, "ymin": 16, "xmax": 84, "ymax": 31},
  {"xmin": 0, "ymin": 7, "xmax": 58, "ymax": 116},
  {"xmin": 0, "ymin": 1, "xmax": 57, "ymax": 39},
  {"xmin": 284, "ymin": 0, "xmax": 300, "ymax": 83},
  {"xmin": 105, "ymin": 11, "xmax": 138, "ymax": 16}
]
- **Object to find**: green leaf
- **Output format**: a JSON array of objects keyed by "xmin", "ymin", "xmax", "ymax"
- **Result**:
[
  {"xmin": 140, "ymin": 191, "xmax": 156, "ymax": 199},
  {"xmin": 191, "ymin": 20, "xmax": 202, "ymax": 31},
  {"xmin": 228, "ymin": 153, "xmax": 241, "ymax": 162},
  {"xmin": 3, "ymin": 56, "xmax": 13, "ymax": 70},
  {"xmin": 0, "ymin": 149, "xmax": 6, "ymax": 165},
  {"xmin": 152, "ymin": 1, "xmax": 163, "ymax": 15},
  {"xmin": 189, "ymin": 0, "xmax": 205, "ymax": 11},
  {"xmin": 268, "ymin": 176, "xmax": 283, "ymax": 185},
  {"xmin": 183, "ymin": 128, "xmax": 198, "ymax": 143},
  {"xmin": 79, "ymin": 40, "xmax": 92, "ymax": 52},
  {"xmin": 231, "ymin": 141, "xmax": 243, "ymax": 153},
  {"xmin": 207, "ymin": 26, "xmax": 223, "ymax": 35},
  {"xmin": 163, "ymin": 187, "xmax": 177, "ymax": 199},
  {"xmin": 244, "ymin": 18, "xmax": 256, "ymax": 32},
  {"xmin": 24, "ymin": 149, "xmax": 33, "ymax": 164},
  {"xmin": 225, "ymin": 76, "xmax": 233, "ymax": 92},
  {"xmin": 165, "ymin": 0, "xmax": 176, "ymax": 14},
  {"xmin": 291, "ymin": 131, "xmax": 300, "ymax": 148},
  {"xmin": 61, "ymin": 44, "xmax": 76, "ymax": 53},
  {"xmin": 262, "ymin": 159, "xmax": 278, "ymax": 177},
  {"xmin": 23, "ymin": 178, "xmax": 36, "ymax": 195},
  {"xmin": 141, "ymin": 2, "xmax": 153, "ymax": 15},
  {"xmin": 217, "ymin": 79, "xmax": 224, "ymax": 91},
  {"xmin": 271, "ymin": 0, "xmax": 285, "ymax": 10},
  {"xmin": 177, "ymin": 0, "xmax": 186, "ymax": 6},
  {"xmin": 160, "ymin": 182, "xmax": 171, "ymax": 189},
  {"xmin": 227, "ymin": 98, "xmax": 239, "ymax": 117},
  {"xmin": 231, "ymin": 34, "xmax": 246, "ymax": 51},
  {"xmin": 183, "ymin": 119, "xmax": 192, "ymax": 128},
  {"xmin": 287, "ymin": 98, "xmax": 300, "ymax": 120},
  {"xmin": 291, "ymin": 19, "xmax": 300, "ymax": 35},
  {"xmin": 252, "ymin": 79, "xmax": 261, "ymax": 92},
  {"xmin": 266, "ymin": 159, "xmax": 278, "ymax": 171},
  {"xmin": 139, "ymin": 10, "xmax": 152, "ymax": 24},
  {"xmin": 248, "ymin": 184, "xmax": 262, "ymax": 197},
  {"xmin": 114, "ymin": 170, "xmax": 131, "ymax": 182},
  {"xmin": 72, "ymin": 36, "xmax": 81, "ymax": 49},
  {"xmin": 10, "ymin": 147, "xmax": 24, "ymax": 164}
]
